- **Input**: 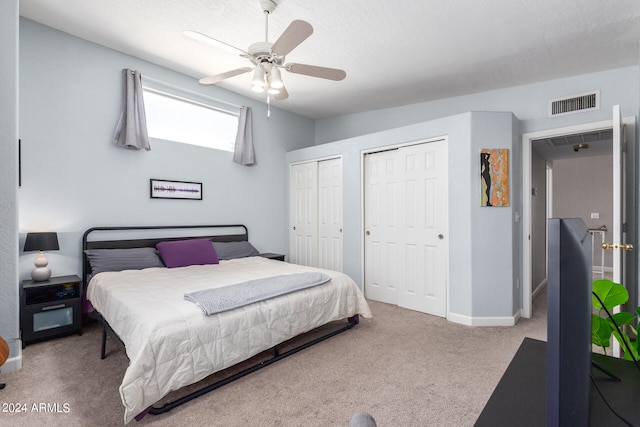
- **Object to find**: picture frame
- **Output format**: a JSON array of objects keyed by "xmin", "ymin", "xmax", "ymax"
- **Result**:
[
  {"xmin": 150, "ymin": 179, "xmax": 202, "ymax": 200},
  {"xmin": 480, "ymin": 148, "xmax": 509, "ymax": 207}
]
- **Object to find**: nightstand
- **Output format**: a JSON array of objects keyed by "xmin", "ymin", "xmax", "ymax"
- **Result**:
[
  {"xmin": 20, "ymin": 275, "xmax": 82, "ymax": 347},
  {"xmin": 259, "ymin": 253, "xmax": 285, "ymax": 261}
]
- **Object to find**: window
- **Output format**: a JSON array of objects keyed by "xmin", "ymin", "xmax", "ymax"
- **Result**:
[{"xmin": 143, "ymin": 88, "xmax": 238, "ymax": 152}]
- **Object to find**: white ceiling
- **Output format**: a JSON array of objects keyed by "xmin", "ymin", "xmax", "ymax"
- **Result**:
[{"xmin": 19, "ymin": 0, "xmax": 640, "ymax": 120}]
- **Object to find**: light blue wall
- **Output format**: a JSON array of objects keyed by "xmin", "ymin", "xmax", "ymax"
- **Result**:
[
  {"xmin": 0, "ymin": 0, "xmax": 20, "ymax": 368},
  {"xmin": 316, "ymin": 66, "xmax": 640, "ymax": 145},
  {"xmin": 469, "ymin": 113, "xmax": 521, "ymax": 319},
  {"xmin": 18, "ymin": 19, "xmax": 315, "ymax": 280},
  {"xmin": 287, "ymin": 112, "xmax": 519, "ymax": 322}
]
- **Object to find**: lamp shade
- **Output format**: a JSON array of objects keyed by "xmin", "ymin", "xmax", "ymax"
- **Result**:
[
  {"xmin": 269, "ymin": 67, "xmax": 283, "ymax": 89},
  {"xmin": 24, "ymin": 232, "xmax": 59, "ymax": 252}
]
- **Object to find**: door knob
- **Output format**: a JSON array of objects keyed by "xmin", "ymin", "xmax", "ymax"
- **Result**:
[
  {"xmin": 602, "ymin": 243, "xmax": 634, "ymax": 251},
  {"xmin": 293, "ymin": 226, "xmax": 296, "ymax": 231},
  {"xmin": 438, "ymin": 234, "xmax": 444, "ymax": 240},
  {"xmin": 365, "ymin": 230, "xmax": 370, "ymax": 236}
]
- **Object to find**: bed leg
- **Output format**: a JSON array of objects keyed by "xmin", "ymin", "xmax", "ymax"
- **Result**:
[{"xmin": 100, "ymin": 326, "xmax": 107, "ymax": 360}]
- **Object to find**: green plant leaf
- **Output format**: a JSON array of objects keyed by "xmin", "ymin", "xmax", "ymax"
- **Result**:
[
  {"xmin": 632, "ymin": 339, "xmax": 640, "ymax": 361},
  {"xmin": 592, "ymin": 279, "xmax": 628, "ymax": 311},
  {"xmin": 592, "ymin": 314, "xmax": 612, "ymax": 351},
  {"xmin": 607, "ymin": 312, "xmax": 636, "ymax": 328},
  {"xmin": 606, "ymin": 312, "xmax": 639, "ymax": 362},
  {"xmin": 619, "ymin": 334, "xmax": 640, "ymax": 362}
]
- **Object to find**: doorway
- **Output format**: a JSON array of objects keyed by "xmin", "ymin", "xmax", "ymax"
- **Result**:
[{"xmin": 522, "ymin": 115, "xmax": 637, "ymax": 318}]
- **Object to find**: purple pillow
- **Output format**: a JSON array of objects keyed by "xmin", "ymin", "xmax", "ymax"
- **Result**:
[{"xmin": 156, "ymin": 238, "xmax": 219, "ymax": 268}]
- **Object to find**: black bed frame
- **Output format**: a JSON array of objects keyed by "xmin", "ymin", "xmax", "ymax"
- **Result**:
[{"xmin": 81, "ymin": 224, "xmax": 359, "ymax": 419}]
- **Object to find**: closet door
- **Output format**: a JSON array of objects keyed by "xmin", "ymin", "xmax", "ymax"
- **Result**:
[
  {"xmin": 291, "ymin": 161, "xmax": 318, "ymax": 266},
  {"xmin": 318, "ymin": 158, "xmax": 343, "ymax": 271},
  {"xmin": 364, "ymin": 140, "xmax": 448, "ymax": 317},
  {"xmin": 363, "ymin": 148, "xmax": 401, "ymax": 304},
  {"xmin": 290, "ymin": 158, "xmax": 343, "ymax": 270}
]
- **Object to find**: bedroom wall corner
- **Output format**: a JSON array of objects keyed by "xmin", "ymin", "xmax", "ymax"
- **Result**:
[
  {"xmin": 0, "ymin": 0, "xmax": 22, "ymax": 371},
  {"xmin": 467, "ymin": 112, "xmax": 520, "ymax": 319}
]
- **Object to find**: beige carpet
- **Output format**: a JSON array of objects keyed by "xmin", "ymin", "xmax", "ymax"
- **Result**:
[{"xmin": 0, "ymin": 295, "xmax": 547, "ymax": 427}]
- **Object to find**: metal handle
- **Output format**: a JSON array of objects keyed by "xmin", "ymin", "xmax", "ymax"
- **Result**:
[
  {"xmin": 293, "ymin": 226, "xmax": 296, "ymax": 231},
  {"xmin": 602, "ymin": 243, "xmax": 634, "ymax": 251},
  {"xmin": 438, "ymin": 234, "xmax": 444, "ymax": 240},
  {"xmin": 365, "ymin": 230, "xmax": 370, "ymax": 236},
  {"xmin": 42, "ymin": 304, "xmax": 66, "ymax": 311}
]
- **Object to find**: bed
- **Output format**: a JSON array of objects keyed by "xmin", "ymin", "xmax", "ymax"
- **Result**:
[{"xmin": 82, "ymin": 225, "xmax": 372, "ymax": 424}]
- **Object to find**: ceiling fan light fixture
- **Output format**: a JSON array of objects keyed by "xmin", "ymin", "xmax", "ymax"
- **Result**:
[
  {"xmin": 193, "ymin": 0, "xmax": 346, "ymax": 107},
  {"xmin": 270, "ymin": 66, "xmax": 284, "ymax": 89},
  {"xmin": 251, "ymin": 66, "xmax": 266, "ymax": 87}
]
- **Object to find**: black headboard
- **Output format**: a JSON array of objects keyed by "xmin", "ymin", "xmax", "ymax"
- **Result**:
[{"xmin": 82, "ymin": 224, "xmax": 249, "ymax": 288}]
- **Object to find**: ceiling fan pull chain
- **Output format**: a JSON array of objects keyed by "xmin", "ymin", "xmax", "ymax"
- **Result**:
[{"xmin": 267, "ymin": 93, "xmax": 271, "ymax": 118}]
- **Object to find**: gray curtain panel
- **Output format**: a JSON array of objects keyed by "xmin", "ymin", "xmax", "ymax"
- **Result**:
[
  {"xmin": 233, "ymin": 106, "xmax": 256, "ymax": 166},
  {"xmin": 113, "ymin": 68, "xmax": 151, "ymax": 151}
]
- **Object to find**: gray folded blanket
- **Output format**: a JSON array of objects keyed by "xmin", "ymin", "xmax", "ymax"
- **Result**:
[{"xmin": 184, "ymin": 272, "xmax": 332, "ymax": 315}]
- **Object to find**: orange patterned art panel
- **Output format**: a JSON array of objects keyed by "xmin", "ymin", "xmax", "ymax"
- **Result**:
[{"xmin": 480, "ymin": 148, "xmax": 509, "ymax": 207}]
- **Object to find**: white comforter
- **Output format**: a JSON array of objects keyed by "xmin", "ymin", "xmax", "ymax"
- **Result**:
[{"xmin": 86, "ymin": 256, "xmax": 372, "ymax": 424}]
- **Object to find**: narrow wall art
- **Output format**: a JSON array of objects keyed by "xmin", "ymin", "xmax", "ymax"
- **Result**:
[
  {"xmin": 150, "ymin": 179, "xmax": 203, "ymax": 200},
  {"xmin": 480, "ymin": 148, "xmax": 509, "ymax": 207}
]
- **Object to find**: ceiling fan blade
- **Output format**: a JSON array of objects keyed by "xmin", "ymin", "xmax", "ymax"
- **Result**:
[
  {"xmin": 274, "ymin": 85, "xmax": 289, "ymax": 101},
  {"xmin": 199, "ymin": 67, "xmax": 253, "ymax": 85},
  {"xmin": 271, "ymin": 20, "xmax": 313, "ymax": 57},
  {"xmin": 286, "ymin": 63, "xmax": 346, "ymax": 81},
  {"xmin": 183, "ymin": 30, "xmax": 250, "ymax": 56}
]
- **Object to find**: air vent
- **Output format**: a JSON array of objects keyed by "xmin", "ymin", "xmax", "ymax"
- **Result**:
[{"xmin": 549, "ymin": 91, "xmax": 599, "ymax": 117}]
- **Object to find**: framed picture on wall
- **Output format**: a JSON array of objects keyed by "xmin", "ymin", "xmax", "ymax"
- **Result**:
[
  {"xmin": 150, "ymin": 179, "xmax": 203, "ymax": 200},
  {"xmin": 480, "ymin": 148, "xmax": 509, "ymax": 206}
]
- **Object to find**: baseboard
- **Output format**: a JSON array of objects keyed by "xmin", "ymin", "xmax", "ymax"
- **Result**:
[
  {"xmin": 1, "ymin": 351, "xmax": 23, "ymax": 374},
  {"xmin": 448, "ymin": 310, "xmax": 520, "ymax": 327},
  {"xmin": 532, "ymin": 279, "xmax": 547, "ymax": 299}
]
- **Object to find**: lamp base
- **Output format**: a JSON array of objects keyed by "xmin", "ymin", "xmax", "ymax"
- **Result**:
[
  {"xmin": 32, "ymin": 252, "xmax": 51, "ymax": 281},
  {"xmin": 31, "ymin": 267, "xmax": 51, "ymax": 282}
]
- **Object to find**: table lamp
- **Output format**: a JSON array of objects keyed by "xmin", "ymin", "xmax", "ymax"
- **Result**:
[{"xmin": 24, "ymin": 232, "xmax": 59, "ymax": 281}]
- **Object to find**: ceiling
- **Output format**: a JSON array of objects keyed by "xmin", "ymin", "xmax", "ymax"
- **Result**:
[
  {"xmin": 532, "ymin": 129, "xmax": 613, "ymax": 161},
  {"xmin": 19, "ymin": 0, "xmax": 640, "ymax": 120}
]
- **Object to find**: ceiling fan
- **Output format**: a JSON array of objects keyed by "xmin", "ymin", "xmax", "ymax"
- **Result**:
[{"xmin": 183, "ymin": 0, "xmax": 346, "ymax": 101}]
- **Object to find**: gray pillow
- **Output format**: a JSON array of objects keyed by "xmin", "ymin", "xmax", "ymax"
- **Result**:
[
  {"xmin": 212, "ymin": 241, "xmax": 259, "ymax": 260},
  {"xmin": 84, "ymin": 247, "xmax": 165, "ymax": 274}
]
